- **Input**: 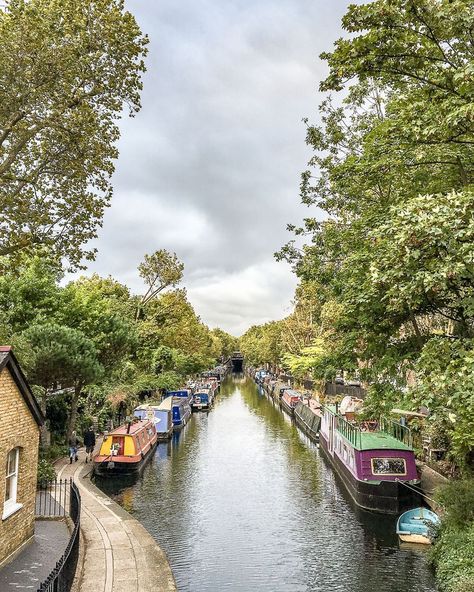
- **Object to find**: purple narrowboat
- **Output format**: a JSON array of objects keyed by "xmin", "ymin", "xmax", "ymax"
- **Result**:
[{"xmin": 319, "ymin": 404, "xmax": 421, "ymax": 514}]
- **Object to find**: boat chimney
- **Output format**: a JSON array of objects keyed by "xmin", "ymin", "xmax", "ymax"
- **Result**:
[
  {"xmin": 127, "ymin": 421, "xmax": 131, "ymax": 434},
  {"xmin": 335, "ymin": 402, "xmax": 339, "ymax": 414}
]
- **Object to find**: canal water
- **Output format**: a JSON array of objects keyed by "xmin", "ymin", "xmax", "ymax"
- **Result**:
[{"xmin": 98, "ymin": 377, "xmax": 437, "ymax": 592}]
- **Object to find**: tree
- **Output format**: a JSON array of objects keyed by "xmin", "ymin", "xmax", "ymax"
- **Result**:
[
  {"xmin": 136, "ymin": 250, "xmax": 184, "ymax": 319},
  {"xmin": 22, "ymin": 323, "xmax": 103, "ymax": 438},
  {"xmin": 61, "ymin": 274, "xmax": 137, "ymax": 370},
  {"xmin": 0, "ymin": 0, "xmax": 148, "ymax": 268}
]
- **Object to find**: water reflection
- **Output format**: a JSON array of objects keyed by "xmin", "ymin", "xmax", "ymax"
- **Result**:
[{"xmin": 97, "ymin": 377, "xmax": 436, "ymax": 592}]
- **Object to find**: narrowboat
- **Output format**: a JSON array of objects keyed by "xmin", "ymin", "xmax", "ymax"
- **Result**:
[
  {"xmin": 159, "ymin": 396, "xmax": 191, "ymax": 430},
  {"xmin": 133, "ymin": 404, "xmax": 173, "ymax": 440},
  {"xmin": 191, "ymin": 388, "xmax": 212, "ymax": 411},
  {"xmin": 166, "ymin": 389, "xmax": 193, "ymax": 404},
  {"xmin": 319, "ymin": 402, "xmax": 421, "ymax": 514},
  {"xmin": 396, "ymin": 507, "xmax": 440, "ymax": 544},
  {"xmin": 294, "ymin": 399, "xmax": 322, "ymax": 443},
  {"xmin": 280, "ymin": 389, "xmax": 301, "ymax": 417},
  {"xmin": 93, "ymin": 420, "xmax": 157, "ymax": 476}
]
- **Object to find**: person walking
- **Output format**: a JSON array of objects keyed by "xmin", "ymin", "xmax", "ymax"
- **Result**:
[
  {"xmin": 68, "ymin": 431, "xmax": 79, "ymax": 464},
  {"xmin": 83, "ymin": 427, "xmax": 96, "ymax": 463}
]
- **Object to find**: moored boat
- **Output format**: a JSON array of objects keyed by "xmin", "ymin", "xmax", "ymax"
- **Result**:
[
  {"xmin": 159, "ymin": 395, "xmax": 192, "ymax": 430},
  {"xmin": 133, "ymin": 404, "xmax": 173, "ymax": 440},
  {"xmin": 319, "ymin": 401, "xmax": 421, "ymax": 514},
  {"xmin": 280, "ymin": 389, "xmax": 301, "ymax": 417},
  {"xmin": 93, "ymin": 420, "xmax": 157, "ymax": 476},
  {"xmin": 396, "ymin": 507, "xmax": 440, "ymax": 544},
  {"xmin": 167, "ymin": 389, "xmax": 193, "ymax": 404},
  {"xmin": 191, "ymin": 388, "xmax": 212, "ymax": 411},
  {"xmin": 294, "ymin": 400, "xmax": 322, "ymax": 442}
]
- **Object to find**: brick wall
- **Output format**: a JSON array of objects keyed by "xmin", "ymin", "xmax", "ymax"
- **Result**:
[{"xmin": 0, "ymin": 367, "xmax": 40, "ymax": 566}]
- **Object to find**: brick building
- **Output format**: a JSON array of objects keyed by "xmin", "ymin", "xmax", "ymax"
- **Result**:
[{"xmin": 0, "ymin": 346, "xmax": 44, "ymax": 567}]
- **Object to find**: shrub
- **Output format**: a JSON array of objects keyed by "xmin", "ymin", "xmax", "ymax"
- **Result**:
[
  {"xmin": 37, "ymin": 458, "xmax": 56, "ymax": 487},
  {"xmin": 436, "ymin": 480, "xmax": 474, "ymax": 530},
  {"xmin": 431, "ymin": 480, "xmax": 474, "ymax": 591}
]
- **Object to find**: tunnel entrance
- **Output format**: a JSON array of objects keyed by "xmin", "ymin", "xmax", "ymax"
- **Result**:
[{"xmin": 231, "ymin": 352, "xmax": 244, "ymax": 373}]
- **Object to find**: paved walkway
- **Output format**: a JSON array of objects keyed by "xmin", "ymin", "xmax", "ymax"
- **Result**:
[
  {"xmin": 0, "ymin": 520, "xmax": 70, "ymax": 591},
  {"xmin": 57, "ymin": 450, "xmax": 176, "ymax": 592}
]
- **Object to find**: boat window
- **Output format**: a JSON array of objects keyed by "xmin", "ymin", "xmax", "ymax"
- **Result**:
[{"xmin": 371, "ymin": 457, "xmax": 406, "ymax": 475}]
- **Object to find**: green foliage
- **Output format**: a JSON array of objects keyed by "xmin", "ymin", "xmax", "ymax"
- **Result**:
[
  {"xmin": 0, "ymin": 0, "xmax": 148, "ymax": 268},
  {"xmin": 240, "ymin": 321, "xmax": 284, "ymax": 367},
  {"xmin": 432, "ymin": 480, "xmax": 474, "ymax": 592},
  {"xmin": 436, "ymin": 480, "xmax": 474, "ymax": 531},
  {"xmin": 432, "ymin": 524, "xmax": 474, "ymax": 592},
  {"xmin": 272, "ymin": 0, "xmax": 474, "ymax": 471},
  {"xmin": 136, "ymin": 250, "xmax": 184, "ymax": 318},
  {"xmin": 22, "ymin": 323, "xmax": 103, "ymax": 391},
  {"xmin": 282, "ymin": 339, "xmax": 327, "ymax": 380},
  {"xmin": 37, "ymin": 458, "xmax": 56, "ymax": 487}
]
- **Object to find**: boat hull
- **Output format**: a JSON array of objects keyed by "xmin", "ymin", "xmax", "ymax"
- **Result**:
[
  {"xmin": 156, "ymin": 429, "xmax": 173, "ymax": 441},
  {"xmin": 398, "ymin": 533, "xmax": 431, "ymax": 545},
  {"xmin": 294, "ymin": 402, "xmax": 321, "ymax": 443},
  {"xmin": 280, "ymin": 399, "xmax": 295, "ymax": 417},
  {"xmin": 319, "ymin": 433, "xmax": 421, "ymax": 514},
  {"xmin": 94, "ymin": 440, "xmax": 157, "ymax": 476}
]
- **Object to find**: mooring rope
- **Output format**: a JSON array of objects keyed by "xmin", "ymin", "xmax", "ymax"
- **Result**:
[{"xmin": 395, "ymin": 478, "xmax": 441, "ymax": 507}]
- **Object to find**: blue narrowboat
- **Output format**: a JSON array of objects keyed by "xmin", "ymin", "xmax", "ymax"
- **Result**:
[
  {"xmin": 166, "ymin": 389, "xmax": 193, "ymax": 404},
  {"xmin": 133, "ymin": 404, "xmax": 173, "ymax": 440},
  {"xmin": 159, "ymin": 396, "xmax": 191, "ymax": 430},
  {"xmin": 191, "ymin": 388, "xmax": 212, "ymax": 411}
]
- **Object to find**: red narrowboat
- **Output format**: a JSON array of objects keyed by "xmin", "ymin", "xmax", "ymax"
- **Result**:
[{"xmin": 93, "ymin": 420, "xmax": 157, "ymax": 476}]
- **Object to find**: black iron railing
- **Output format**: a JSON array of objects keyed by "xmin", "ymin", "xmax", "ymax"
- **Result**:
[{"xmin": 36, "ymin": 479, "xmax": 81, "ymax": 592}]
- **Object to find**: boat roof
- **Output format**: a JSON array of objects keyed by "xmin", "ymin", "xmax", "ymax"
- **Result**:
[
  {"xmin": 354, "ymin": 431, "xmax": 412, "ymax": 452},
  {"xmin": 108, "ymin": 420, "xmax": 151, "ymax": 436},
  {"xmin": 325, "ymin": 405, "xmax": 413, "ymax": 451},
  {"xmin": 157, "ymin": 397, "xmax": 173, "ymax": 411},
  {"xmin": 283, "ymin": 389, "xmax": 301, "ymax": 398},
  {"xmin": 134, "ymin": 404, "xmax": 161, "ymax": 410}
]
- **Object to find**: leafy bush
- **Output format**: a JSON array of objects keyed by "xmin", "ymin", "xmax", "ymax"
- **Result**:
[
  {"xmin": 431, "ymin": 524, "xmax": 474, "ymax": 592},
  {"xmin": 436, "ymin": 480, "xmax": 474, "ymax": 530},
  {"xmin": 431, "ymin": 480, "xmax": 474, "ymax": 591},
  {"xmin": 37, "ymin": 458, "xmax": 56, "ymax": 487}
]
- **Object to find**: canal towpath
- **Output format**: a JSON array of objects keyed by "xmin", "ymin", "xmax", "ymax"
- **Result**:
[{"xmin": 55, "ymin": 449, "xmax": 177, "ymax": 592}]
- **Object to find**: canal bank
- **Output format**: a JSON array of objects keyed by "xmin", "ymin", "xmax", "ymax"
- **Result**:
[
  {"xmin": 56, "ymin": 452, "xmax": 177, "ymax": 592},
  {"xmin": 97, "ymin": 376, "xmax": 437, "ymax": 592}
]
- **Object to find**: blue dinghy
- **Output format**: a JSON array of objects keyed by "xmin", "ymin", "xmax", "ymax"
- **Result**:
[{"xmin": 396, "ymin": 507, "xmax": 440, "ymax": 544}]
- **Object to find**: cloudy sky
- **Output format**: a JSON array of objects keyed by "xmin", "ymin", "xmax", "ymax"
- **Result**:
[{"xmin": 78, "ymin": 0, "xmax": 351, "ymax": 335}]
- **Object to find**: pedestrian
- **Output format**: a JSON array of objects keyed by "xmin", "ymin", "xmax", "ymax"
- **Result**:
[
  {"xmin": 83, "ymin": 426, "xmax": 96, "ymax": 464},
  {"xmin": 68, "ymin": 431, "xmax": 79, "ymax": 464}
]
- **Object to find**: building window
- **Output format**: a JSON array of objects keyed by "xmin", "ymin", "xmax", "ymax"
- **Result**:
[{"xmin": 3, "ymin": 447, "xmax": 22, "ymax": 520}]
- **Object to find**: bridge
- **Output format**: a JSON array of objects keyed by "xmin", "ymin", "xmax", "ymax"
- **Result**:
[{"xmin": 229, "ymin": 351, "xmax": 244, "ymax": 373}]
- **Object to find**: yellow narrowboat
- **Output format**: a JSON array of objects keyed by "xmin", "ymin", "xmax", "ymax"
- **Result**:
[{"xmin": 93, "ymin": 420, "xmax": 157, "ymax": 476}]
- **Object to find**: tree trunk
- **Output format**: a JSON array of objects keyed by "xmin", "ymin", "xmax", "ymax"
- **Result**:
[
  {"xmin": 67, "ymin": 384, "xmax": 82, "ymax": 442},
  {"xmin": 39, "ymin": 390, "xmax": 50, "ymax": 447}
]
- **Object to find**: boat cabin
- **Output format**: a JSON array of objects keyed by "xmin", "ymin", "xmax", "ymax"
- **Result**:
[
  {"xmin": 133, "ymin": 405, "xmax": 173, "ymax": 440},
  {"xmin": 94, "ymin": 420, "xmax": 157, "ymax": 475},
  {"xmin": 281, "ymin": 390, "xmax": 301, "ymax": 408},
  {"xmin": 159, "ymin": 396, "xmax": 191, "ymax": 430}
]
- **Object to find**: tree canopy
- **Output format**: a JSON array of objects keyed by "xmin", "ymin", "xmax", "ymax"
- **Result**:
[{"xmin": 0, "ymin": 0, "xmax": 148, "ymax": 268}]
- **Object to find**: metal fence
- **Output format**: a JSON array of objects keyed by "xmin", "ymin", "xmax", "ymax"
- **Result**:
[
  {"xmin": 36, "ymin": 479, "xmax": 81, "ymax": 592},
  {"xmin": 324, "ymin": 382, "xmax": 366, "ymax": 399}
]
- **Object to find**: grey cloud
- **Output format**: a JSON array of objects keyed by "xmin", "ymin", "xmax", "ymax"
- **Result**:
[{"xmin": 75, "ymin": 0, "xmax": 351, "ymax": 334}]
